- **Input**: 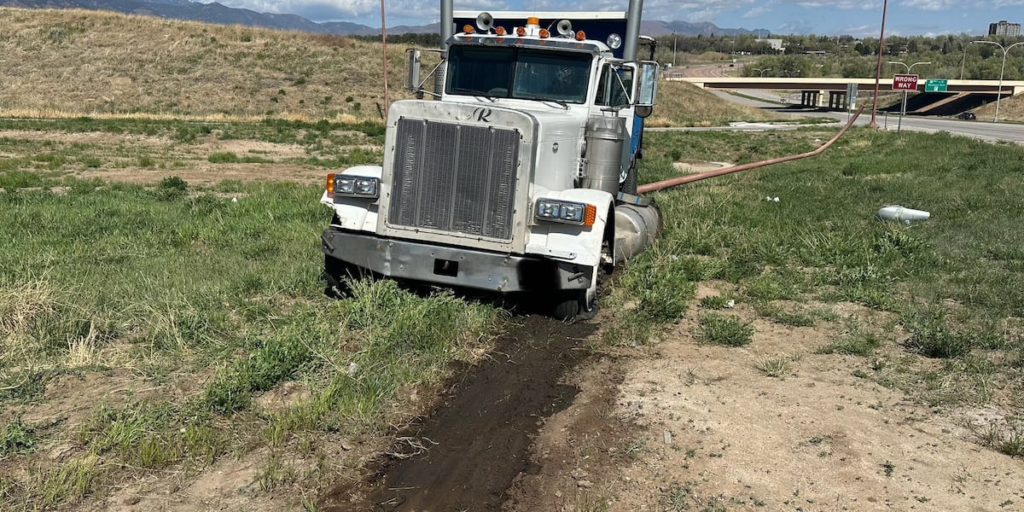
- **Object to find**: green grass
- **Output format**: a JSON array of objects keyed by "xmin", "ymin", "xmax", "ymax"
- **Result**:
[
  {"xmin": 819, "ymin": 331, "xmax": 882, "ymax": 356},
  {"xmin": 0, "ymin": 417, "xmax": 35, "ymax": 458},
  {"xmin": 698, "ymin": 314, "xmax": 754, "ymax": 347},
  {"xmin": 0, "ymin": 117, "xmax": 385, "ymax": 146},
  {"xmin": 0, "ymin": 159, "xmax": 498, "ymax": 508},
  {"xmin": 698, "ymin": 295, "xmax": 733, "ymax": 310}
]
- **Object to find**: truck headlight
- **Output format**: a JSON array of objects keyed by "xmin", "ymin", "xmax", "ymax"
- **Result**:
[
  {"xmin": 333, "ymin": 175, "xmax": 379, "ymax": 199},
  {"xmin": 535, "ymin": 199, "xmax": 597, "ymax": 228}
]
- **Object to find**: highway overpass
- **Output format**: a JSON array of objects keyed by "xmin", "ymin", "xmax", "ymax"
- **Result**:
[
  {"xmin": 671, "ymin": 77, "xmax": 1024, "ymax": 95},
  {"xmin": 670, "ymin": 77, "xmax": 1024, "ymax": 111}
]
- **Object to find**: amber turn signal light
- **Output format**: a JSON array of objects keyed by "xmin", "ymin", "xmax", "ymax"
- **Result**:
[
  {"xmin": 583, "ymin": 204, "xmax": 597, "ymax": 228},
  {"xmin": 326, "ymin": 173, "xmax": 336, "ymax": 198}
]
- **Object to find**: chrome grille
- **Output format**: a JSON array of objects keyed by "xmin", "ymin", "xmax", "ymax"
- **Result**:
[{"xmin": 389, "ymin": 119, "xmax": 520, "ymax": 241}]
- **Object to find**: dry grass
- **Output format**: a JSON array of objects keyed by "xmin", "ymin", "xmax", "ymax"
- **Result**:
[
  {"xmin": 975, "ymin": 93, "xmax": 1024, "ymax": 123},
  {"xmin": 650, "ymin": 81, "xmax": 779, "ymax": 128},
  {"xmin": 0, "ymin": 7, "xmax": 430, "ymax": 121}
]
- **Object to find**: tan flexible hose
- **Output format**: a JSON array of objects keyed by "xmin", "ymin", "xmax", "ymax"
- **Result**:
[{"xmin": 637, "ymin": 105, "xmax": 866, "ymax": 195}]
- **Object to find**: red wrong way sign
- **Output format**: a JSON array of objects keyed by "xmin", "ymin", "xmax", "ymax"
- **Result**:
[{"xmin": 892, "ymin": 74, "xmax": 919, "ymax": 91}]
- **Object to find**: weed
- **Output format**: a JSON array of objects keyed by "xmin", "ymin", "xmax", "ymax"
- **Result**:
[
  {"xmin": 980, "ymin": 422, "xmax": 1024, "ymax": 457},
  {"xmin": 756, "ymin": 355, "xmax": 793, "ymax": 378},
  {"xmin": 773, "ymin": 311, "xmax": 816, "ymax": 327},
  {"xmin": 905, "ymin": 312, "xmax": 971, "ymax": 359},
  {"xmin": 0, "ymin": 417, "xmax": 35, "ymax": 458},
  {"xmin": 819, "ymin": 332, "xmax": 882, "ymax": 356},
  {"xmin": 698, "ymin": 314, "xmax": 753, "ymax": 347},
  {"xmin": 699, "ymin": 296, "xmax": 732, "ymax": 310},
  {"xmin": 208, "ymin": 152, "xmax": 271, "ymax": 164},
  {"xmin": 623, "ymin": 438, "xmax": 647, "ymax": 460},
  {"xmin": 37, "ymin": 455, "xmax": 99, "ymax": 507},
  {"xmin": 157, "ymin": 176, "xmax": 188, "ymax": 197},
  {"xmin": 663, "ymin": 482, "xmax": 693, "ymax": 511},
  {"xmin": 208, "ymin": 151, "xmax": 239, "ymax": 163}
]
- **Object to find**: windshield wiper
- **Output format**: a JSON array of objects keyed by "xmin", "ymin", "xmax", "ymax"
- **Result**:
[{"xmin": 517, "ymin": 95, "xmax": 571, "ymax": 109}]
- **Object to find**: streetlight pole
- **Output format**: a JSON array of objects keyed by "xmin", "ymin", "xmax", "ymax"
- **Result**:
[
  {"xmin": 960, "ymin": 43, "xmax": 967, "ymax": 80},
  {"xmin": 888, "ymin": 61, "xmax": 930, "ymax": 133},
  {"xmin": 869, "ymin": 0, "xmax": 890, "ymax": 129},
  {"xmin": 972, "ymin": 40, "xmax": 1024, "ymax": 123}
]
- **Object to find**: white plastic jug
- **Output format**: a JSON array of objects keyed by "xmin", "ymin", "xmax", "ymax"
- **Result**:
[{"xmin": 878, "ymin": 205, "xmax": 930, "ymax": 223}]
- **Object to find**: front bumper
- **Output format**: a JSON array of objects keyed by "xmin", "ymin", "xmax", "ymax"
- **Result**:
[{"xmin": 322, "ymin": 228, "xmax": 593, "ymax": 293}]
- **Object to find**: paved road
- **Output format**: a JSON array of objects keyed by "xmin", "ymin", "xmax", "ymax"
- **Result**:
[{"xmin": 712, "ymin": 89, "xmax": 1024, "ymax": 145}]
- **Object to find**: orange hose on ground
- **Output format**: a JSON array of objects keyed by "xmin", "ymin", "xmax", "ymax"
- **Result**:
[{"xmin": 637, "ymin": 105, "xmax": 866, "ymax": 195}]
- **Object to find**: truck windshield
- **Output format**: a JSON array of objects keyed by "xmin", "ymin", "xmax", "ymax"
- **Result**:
[{"xmin": 446, "ymin": 46, "xmax": 592, "ymax": 104}]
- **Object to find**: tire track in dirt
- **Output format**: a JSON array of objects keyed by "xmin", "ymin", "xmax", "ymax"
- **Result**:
[{"xmin": 319, "ymin": 315, "xmax": 598, "ymax": 511}]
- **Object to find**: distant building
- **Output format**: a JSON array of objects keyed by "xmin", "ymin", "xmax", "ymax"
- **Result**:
[
  {"xmin": 989, "ymin": 20, "xmax": 1021, "ymax": 37},
  {"xmin": 756, "ymin": 38, "xmax": 786, "ymax": 53}
]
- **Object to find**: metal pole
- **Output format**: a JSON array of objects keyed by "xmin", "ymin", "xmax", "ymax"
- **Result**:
[
  {"xmin": 623, "ymin": 0, "xmax": 645, "ymax": 62},
  {"xmin": 673, "ymin": 37, "xmax": 677, "ymax": 67},
  {"xmin": 436, "ymin": 0, "xmax": 453, "ymax": 97},
  {"xmin": 960, "ymin": 44, "xmax": 967, "ymax": 80},
  {"xmin": 898, "ymin": 91, "xmax": 907, "ymax": 133},
  {"xmin": 380, "ymin": 0, "xmax": 390, "ymax": 111},
  {"xmin": 870, "ymin": 0, "xmax": 889, "ymax": 129},
  {"xmin": 971, "ymin": 41, "xmax": 1023, "ymax": 123},
  {"xmin": 996, "ymin": 48, "xmax": 1007, "ymax": 122}
]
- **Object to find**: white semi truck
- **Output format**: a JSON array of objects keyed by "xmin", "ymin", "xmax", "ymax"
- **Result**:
[{"xmin": 321, "ymin": 0, "xmax": 661, "ymax": 320}]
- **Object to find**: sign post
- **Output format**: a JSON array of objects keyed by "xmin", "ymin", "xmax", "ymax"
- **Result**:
[{"xmin": 892, "ymin": 74, "xmax": 919, "ymax": 134}]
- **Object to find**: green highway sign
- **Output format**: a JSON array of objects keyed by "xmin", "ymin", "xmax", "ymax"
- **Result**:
[{"xmin": 925, "ymin": 79, "xmax": 948, "ymax": 93}]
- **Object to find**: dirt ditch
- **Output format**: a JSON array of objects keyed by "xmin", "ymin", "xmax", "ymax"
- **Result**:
[{"xmin": 319, "ymin": 316, "xmax": 598, "ymax": 511}]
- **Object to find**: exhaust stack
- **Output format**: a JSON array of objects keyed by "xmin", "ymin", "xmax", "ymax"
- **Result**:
[
  {"xmin": 623, "ymin": 0, "xmax": 644, "ymax": 62},
  {"xmin": 436, "ymin": 0, "xmax": 453, "ymax": 95}
]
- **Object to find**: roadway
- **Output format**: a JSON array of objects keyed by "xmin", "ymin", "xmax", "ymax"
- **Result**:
[{"xmin": 710, "ymin": 89, "xmax": 1024, "ymax": 145}]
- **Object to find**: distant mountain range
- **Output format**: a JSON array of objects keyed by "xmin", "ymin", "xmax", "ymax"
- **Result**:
[{"xmin": 0, "ymin": 0, "xmax": 770, "ymax": 37}]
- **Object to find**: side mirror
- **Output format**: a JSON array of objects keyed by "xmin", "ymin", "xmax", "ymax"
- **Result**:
[
  {"xmin": 406, "ymin": 49, "xmax": 422, "ymax": 94},
  {"xmin": 635, "ymin": 61, "xmax": 660, "ymax": 118}
]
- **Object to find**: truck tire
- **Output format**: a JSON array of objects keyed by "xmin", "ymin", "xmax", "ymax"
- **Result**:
[
  {"xmin": 622, "ymin": 160, "xmax": 638, "ymax": 195},
  {"xmin": 552, "ymin": 270, "xmax": 599, "ymax": 323},
  {"xmin": 323, "ymin": 255, "xmax": 365, "ymax": 298}
]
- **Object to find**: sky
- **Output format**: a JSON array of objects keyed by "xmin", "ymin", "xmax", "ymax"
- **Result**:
[{"xmin": 209, "ymin": 0, "xmax": 1024, "ymax": 36}]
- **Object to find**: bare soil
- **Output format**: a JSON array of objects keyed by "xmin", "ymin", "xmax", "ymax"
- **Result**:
[
  {"xmin": 319, "ymin": 316, "xmax": 595, "ymax": 511},
  {"xmin": 516, "ymin": 283, "xmax": 1024, "ymax": 511}
]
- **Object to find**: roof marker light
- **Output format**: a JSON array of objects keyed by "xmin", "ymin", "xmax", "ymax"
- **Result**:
[
  {"xmin": 576, "ymin": 31, "xmax": 587, "ymax": 41},
  {"xmin": 463, "ymin": 24, "xmax": 474, "ymax": 34},
  {"xmin": 539, "ymin": 28, "xmax": 550, "ymax": 39},
  {"xmin": 516, "ymin": 26, "xmax": 526, "ymax": 37}
]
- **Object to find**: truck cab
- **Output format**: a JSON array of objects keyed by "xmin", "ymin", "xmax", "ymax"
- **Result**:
[{"xmin": 321, "ymin": 6, "xmax": 660, "ymax": 320}]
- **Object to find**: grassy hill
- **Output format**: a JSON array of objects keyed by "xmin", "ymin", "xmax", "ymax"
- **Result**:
[
  {"xmin": 974, "ymin": 94, "xmax": 1024, "ymax": 123},
  {"xmin": 650, "ymin": 81, "xmax": 778, "ymax": 127},
  {"xmin": 0, "ymin": 7, "xmax": 418, "ymax": 121},
  {"xmin": 0, "ymin": 7, "xmax": 773, "ymax": 125}
]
